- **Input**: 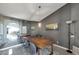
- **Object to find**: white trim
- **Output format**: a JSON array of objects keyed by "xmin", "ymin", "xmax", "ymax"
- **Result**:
[
  {"xmin": 53, "ymin": 44, "xmax": 68, "ymax": 50},
  {"xmin": 0, "ymin": 43, "xmax": 71, "ymax": 52},
  {"xmin": 53, "ymin": 44, "xmax": 73, "ymax": 51},
  {"xmin": 0, "ymin": 43, "xmax": 25, "ymax": 51}
]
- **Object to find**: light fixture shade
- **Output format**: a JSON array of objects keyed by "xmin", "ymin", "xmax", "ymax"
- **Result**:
[
  {"xmin": 66, "ymin": 20, "xmax": 77, "ymax": 24},
  {"xmin": 66, "ymin": 21, "xmax": 73, "ymax": 24},
  {"xmin": 70, "ymin": 34, "xmax": 75, "ymax": 38}
]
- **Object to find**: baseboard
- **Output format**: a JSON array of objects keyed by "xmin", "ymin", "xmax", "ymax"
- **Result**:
[
  {"xmin": 53, "ymin": 44, "xmax": 79, "ymax": 54},
  {"xmin": 0, "ymin": 43, "xmax": 24, "ymax": 51},
  {"xmin": 53, "ymin": 44, "xmax": 68, "ymax": 50}
]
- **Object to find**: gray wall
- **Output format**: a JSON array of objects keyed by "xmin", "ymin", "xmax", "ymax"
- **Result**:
[
  {"xmin": 39, "ymin": 3, "xmax": 79, "ymax": 49},
  {"xmin": 22, "ymin": 20, "xmax": 31, "ymax": 35},
  {"xmin": 22, "ymin": 20, "xmax": 39, "ymax": 35},
  {"xmin": 71, "ymin": 4, "xmax": 79, "ymax": 47},
  {"xmin": 40, "ymin": 4, "xmax": 71, "ymax": 48}
]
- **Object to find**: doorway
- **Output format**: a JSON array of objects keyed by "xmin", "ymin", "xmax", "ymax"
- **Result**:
[
  {"xmin": 7, "ymin": 23, "xmax": 19, "ymax": 41},
  {"xmin": 3, "ymin": 19, "xmax": 21, "ymax": 48}
]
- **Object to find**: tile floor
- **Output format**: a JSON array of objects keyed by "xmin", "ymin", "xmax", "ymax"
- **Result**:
[{"xmin": 0, "ymin": 43, "xmax": 73, "ymax": 55}]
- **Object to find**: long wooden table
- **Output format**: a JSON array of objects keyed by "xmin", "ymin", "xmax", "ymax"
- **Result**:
[{"xmin": 21, "ymin": 36, "xmax": 54, "ymax": 55}]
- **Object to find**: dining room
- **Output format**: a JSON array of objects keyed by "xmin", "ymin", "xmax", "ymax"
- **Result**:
[{"xmin": 0, "ymin": 3, "xmax": 79, "ymax": 55}]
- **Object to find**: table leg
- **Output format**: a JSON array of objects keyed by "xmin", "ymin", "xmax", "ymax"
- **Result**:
[
  {"xmin": 36, "ymin": 47, "xmax": 41, "ymax": 55},
  {"xmin": 38, "ymin": 48, "xmax": 41, "ymax": 55},
  {"xmin": 49, "ymin": 44, "xmax": 53, "ymax": 55}
]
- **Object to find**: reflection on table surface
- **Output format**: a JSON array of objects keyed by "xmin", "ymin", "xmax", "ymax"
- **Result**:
[{"xmin": 20, "ymin": 35, "xmax": 55, "ymax": 55}]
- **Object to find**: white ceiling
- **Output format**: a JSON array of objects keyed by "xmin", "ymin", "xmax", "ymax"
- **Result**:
[{"xmin": 0, "ymin": 3, "xmax": 66, "ymax": 21}]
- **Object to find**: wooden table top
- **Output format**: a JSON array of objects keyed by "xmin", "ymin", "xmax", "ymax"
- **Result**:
[
  {"xmin": 21, "ymin": 35, "xmax": 54, "ymax": 48},
  {"xmin": 31, "ymin": 37, "xmax": 53, "ymax": 48}
]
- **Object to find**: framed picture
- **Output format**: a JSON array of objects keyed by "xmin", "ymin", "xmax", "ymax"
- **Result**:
[{"xmin": 46, "ymin": 23, "xmax": 58, "ymax": 30}]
